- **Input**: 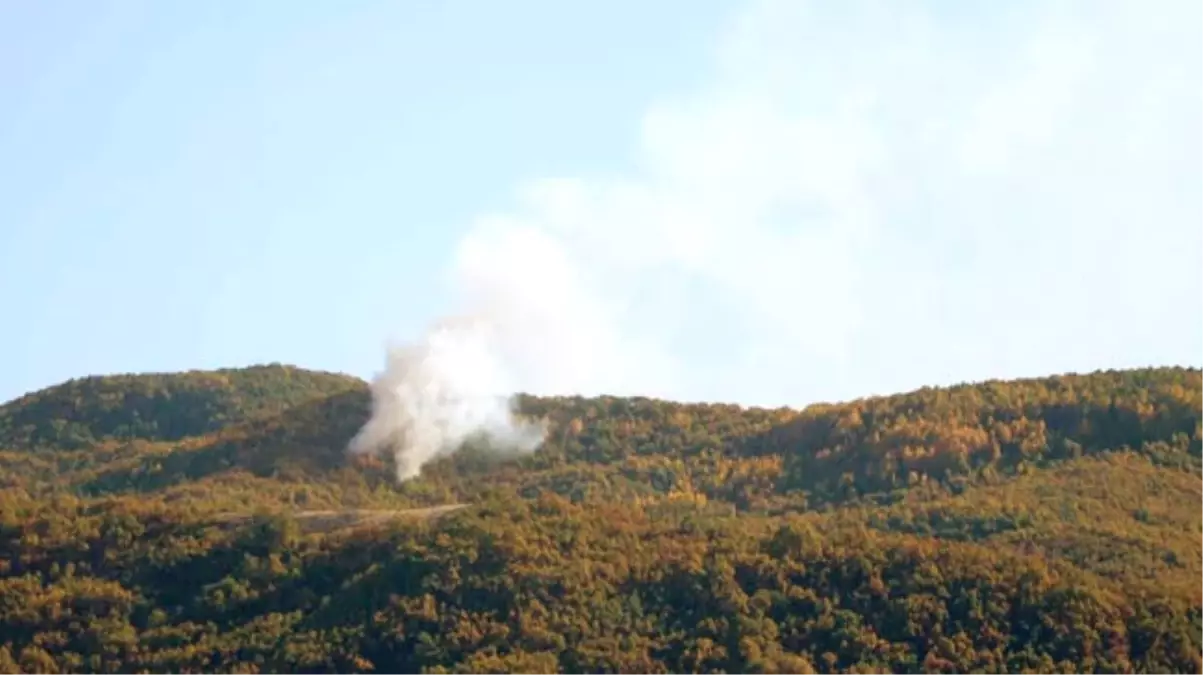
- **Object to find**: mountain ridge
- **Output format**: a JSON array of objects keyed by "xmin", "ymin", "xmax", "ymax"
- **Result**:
[
  {"xmin": 0, "ymin": 363, "xmax": 1199, "ymax": 673},
  {"xmin": 0, "ymin": 363, "xmax": 365, "ymax": 452}
]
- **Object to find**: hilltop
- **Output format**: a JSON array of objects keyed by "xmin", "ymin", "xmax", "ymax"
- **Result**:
[
  {"xmin": 0, "ymin": 364, "xmax": 364, "ymax": 451},
  {"xmin": 0, "ymin": 364, "xmax": 1199, "ymax": 673}
]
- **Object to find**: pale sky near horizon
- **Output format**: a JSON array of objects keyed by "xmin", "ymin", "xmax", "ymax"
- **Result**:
[{"xmin": 2, "ymin": 0, "xmax": 1200, "ymax": 408}]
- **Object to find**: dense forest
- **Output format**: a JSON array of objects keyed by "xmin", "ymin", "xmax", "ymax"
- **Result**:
[{"xmin": 0, "ymin": 364, "xmax": 1199, "ymax": 673}]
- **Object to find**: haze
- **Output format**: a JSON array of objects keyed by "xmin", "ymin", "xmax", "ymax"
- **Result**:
[{"xmin": 2, "ymin": 0, "xmax": 1199, "ymax": 409}]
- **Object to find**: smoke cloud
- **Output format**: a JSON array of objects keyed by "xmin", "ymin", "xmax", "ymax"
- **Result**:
[
  {"xmin": 350, "ymin": 0, "xmax": 1201, "ymax": 479},
  {"xmin": 347, "ymin": 316, "xmax": 547, "ymax": 481}
]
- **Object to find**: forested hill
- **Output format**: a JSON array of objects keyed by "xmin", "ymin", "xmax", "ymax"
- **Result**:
[
  {"xmin": 0, "ymin": 364, "xmax": 363, "ymax": 451},
  {"xmin": 0, "ymin": 365, "xmax": 1200, "ymax": 673}
]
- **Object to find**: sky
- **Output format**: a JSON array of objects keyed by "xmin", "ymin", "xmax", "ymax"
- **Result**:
[{"xmin": 2, "ymin": 0, "xmax": 1200, "ymax": 408}]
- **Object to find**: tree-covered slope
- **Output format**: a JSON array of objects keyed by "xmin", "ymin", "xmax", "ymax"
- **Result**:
[
  {"xmin": 5, "ymin": 365, "xmax": 1198, "ymax": 511},
  {"xmin": 0, "ymin": 364, "xmax": 1199, "ymax": 673},
  {"xmin": 0, "ymin": 364, "xmax": 366, "ymax": 451}
]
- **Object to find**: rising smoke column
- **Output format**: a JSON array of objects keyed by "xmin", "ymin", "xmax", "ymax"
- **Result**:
[
  {"xmin": 347, "ymin": 316, "xmax": 547, "ymax": 481},
  {"xmin": 350, "ymin": 0, "xmax": 1201, "ymax": 476}
]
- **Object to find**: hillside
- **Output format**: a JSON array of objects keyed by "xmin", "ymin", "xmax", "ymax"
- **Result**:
[
  {"xmin": 0, "ymin": 364, "xmax": 363, "ymax": 451},
  {"xmin": 0, "ymin": 365, "xmax": 1200, "ymax": 673}
]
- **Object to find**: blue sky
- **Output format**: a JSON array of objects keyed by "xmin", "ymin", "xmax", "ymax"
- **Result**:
[
  {"xmin": 1, "ymin": 0, "xmax": 730, "ymax": 400},
  {"xmin": 2, "ymin": 0, "xmax": 1200, "ymax": 407}
]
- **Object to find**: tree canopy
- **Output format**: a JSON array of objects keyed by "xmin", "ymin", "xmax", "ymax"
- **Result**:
[{"xmin": 0, "ymin": 365, "xmax": 1199, "ymax": 673}]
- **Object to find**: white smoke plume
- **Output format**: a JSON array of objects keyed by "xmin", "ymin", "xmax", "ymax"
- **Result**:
[
  {"xmin": 350, "ymin": 0, "xmax": 1201, "ymax": 479},
  {"xmin": 347, "ymin": 316, "xmax": 547, "ymax": 481}
]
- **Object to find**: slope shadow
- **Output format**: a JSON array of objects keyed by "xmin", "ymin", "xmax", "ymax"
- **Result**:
[
  {"xmin": 0, "ymin": 365, "xmax": 364, "ymax": 451},
  {"xmin": 77, "ymin": 389, "xmax": 387, "ymax": 496}
]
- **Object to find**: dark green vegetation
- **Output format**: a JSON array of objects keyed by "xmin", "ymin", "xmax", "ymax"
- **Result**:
[{"xmin": 1, "ymin": 364, "xmax": 1200, "ymax": 673}]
